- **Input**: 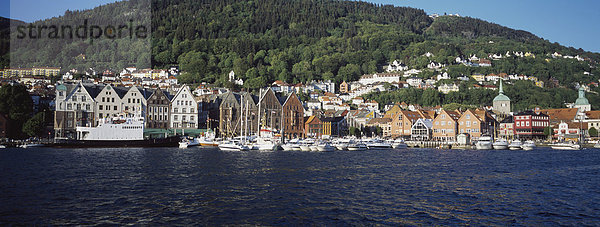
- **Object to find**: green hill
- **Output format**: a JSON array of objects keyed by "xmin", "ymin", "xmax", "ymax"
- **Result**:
[{"xmin": 2, "ymin": 0, "xmax": 600, "ymax": 97}]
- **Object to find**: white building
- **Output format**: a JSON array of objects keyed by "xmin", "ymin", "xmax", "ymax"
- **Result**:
[
  {"xmin": 170, "ymin": 85, "xmax": 198, "ymax": 129},
  {"xmin": 385, "ymin": 60, "xmax": 408, "ymax": 72},
  {"xmin": 359, "ymin": 73, "xmax": 402, "ymax": 85},
  {"xmin": 438, "ymin": 84, "xmax": 459, "ymax": 94}
]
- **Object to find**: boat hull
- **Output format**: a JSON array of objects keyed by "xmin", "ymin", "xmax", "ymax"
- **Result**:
[{"xmin": 52, "ymin": 137, "xmax": 181, "ymax": 148}]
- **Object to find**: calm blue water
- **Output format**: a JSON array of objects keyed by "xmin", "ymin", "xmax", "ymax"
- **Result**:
[{"xmin": 1, "ymin": 147, "xmax": 600, "ymax": 225}]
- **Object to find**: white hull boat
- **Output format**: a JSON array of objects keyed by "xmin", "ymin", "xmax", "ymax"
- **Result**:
[
  {"xmin": 347, "ymin": 143, "xmax": 367, "ymax": 151},
  {"xmin": 521, "ymin": 141, "xmax": 536, "ymax": 150},
  {"xmin": 551, "ymin": 143, "xmax": 581, "ymax": 150},
  {"xmin": 218, "ymin": 142, "xmax": 249, "ymax": 151},
  {"xmin": 509, "ymin": 139, "xmax": 523, "ymax": 150},
  {"xmin": 492, "ymin": 139, "xmax": 509, "ymax": 150},
  {"xmin": 475, "ymin": 136, "xmax": 493, "ymax": 150}
]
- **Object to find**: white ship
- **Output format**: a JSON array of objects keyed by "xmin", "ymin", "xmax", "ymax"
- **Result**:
[
  {"xmin": 475, "ymin": 136, "xmax": 493, "ymax": 150},
  {"xmin": 55, "ymin": 116, "xmax": 180, "ymax": 147}
]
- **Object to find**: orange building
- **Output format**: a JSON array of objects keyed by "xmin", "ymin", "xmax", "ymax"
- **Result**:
[{"xmin": 432, "ymin": 110, "xmax": 461, "ymax": 141}]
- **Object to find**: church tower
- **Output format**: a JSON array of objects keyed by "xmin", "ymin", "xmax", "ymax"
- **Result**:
[
  {"xmin": 574, "ymin": 87, "xmax": 591, "ymax": 112},
  {"xmin": 493, "ymin": 80, "xmax": 511, "ymax": 116}
]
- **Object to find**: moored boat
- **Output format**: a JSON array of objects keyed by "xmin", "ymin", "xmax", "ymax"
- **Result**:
[
  {"xmin": 347, "ymin": 143, "xmax": 367, "ymax": 151},
  {"xmin": 521, "ymin": 140, "xmax": 536, "ymax": 150},
  {"xmin": 391, "ymin": 139, "xmax": 407, "ymax": 149},
  {"xmin": 508, "ymin": 139, "xmax": 523, "ymax": 150},
  {"xmin": 218, "ymin": 140, "xmax": 249, "ymax": 151},
  {"xmin": 492, "ymin": 138, "xmax": 509, "ymax": 150},
  {"xmin": 366, "ymin": 139, "xmax": 392, "ymax": 149},
  {"xmin": 475, "ymin": 136, "xmax": 493, "ymax": 150},
  {"xmin": 53, "ymin": 117, "xmax": 180, "ymax": 148},
  {"xmin": 316, "ymin": 143, "xmax": 335, "ymax": 152},
  {"xmin": 551, "ymin": 142, "xmax": 581, "ymax": 150}
]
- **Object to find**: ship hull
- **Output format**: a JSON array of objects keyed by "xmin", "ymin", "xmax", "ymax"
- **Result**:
[{"xmin": 51, "ymin": 137, "xmax": 181, "ymax": 148}]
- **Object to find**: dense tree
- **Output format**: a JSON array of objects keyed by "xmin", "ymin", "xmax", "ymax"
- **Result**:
[{"xmin": 0, "ymin": 85, "xmax": 33, "ymax": 139}]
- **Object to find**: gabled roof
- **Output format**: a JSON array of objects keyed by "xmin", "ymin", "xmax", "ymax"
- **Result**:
[
  {"xmin": 113, "ymin": 86, "xmax": 129, "ymax": 99},
  {"xmin": 81, "ymin": 84, "xmax": 104, "ymax": 99}
]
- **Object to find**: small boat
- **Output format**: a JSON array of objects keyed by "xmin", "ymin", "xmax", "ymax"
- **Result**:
[
  {"xmin": 551, "ymin": 142, "xmax": 581, "ymax": 150},
  {"xmin": 521, "ymin": 140, "xmax": 536, "ymax": 150},
  {"xmin": 347, "ymin": 143, "xmax": 367, "ymax": 151},
  {"xmin": 508, "ymin": 139, "xmax": 523, "ymax": 150},
  {"xmin": 316, "ymin": 143, "xmax": 335, "ymax": 152},
  {"xmin": 218, "ymin": 140, "xmax": 249, "ymax": 151},
  {"xmin": 475, "ymin": 136, "xmax": 493, "ymax": 150},
  {"xmin": 594, "ymin": 143, "xmax": 600, "ymax": 149},
  {"xmin": 0, "ymin": 145, "xmax": 5, "ymax": 149},
  {"xmin": 492, "ymin": 139, "xmax": 509, "ymax": 150},
  {"xmin": 366, "ymin": 139, "xmax": 392, "ymax": 149},
  {"xmin": 335, "ymin": 143, "xmax": 348, "ymax": 151},
  {"xmin": 179, "ymin": 137, "xmax": 200, "ymax": 149},
  {"xmin": 391, "ymin": 139, "xmax": 407, "ymax": 149},
  {"xmin": 253, "ymin": 138, "xmax": 277, "ymax": 151},
  {"xmin": 19, "ymin": 143, "xmax": 46, "ymax": 148}
]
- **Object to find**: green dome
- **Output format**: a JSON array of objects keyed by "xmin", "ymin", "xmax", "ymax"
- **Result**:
[
  {"xmin": 493, "ymin": 94, "xmax": 511, "ymax": 102},
  {"xmin": 575, "ymin": 97, "xmax": 589, "ymax": 105},
  {"xmin": 56, "ymin": 84, "xmax": 67, "ymax": 91}
]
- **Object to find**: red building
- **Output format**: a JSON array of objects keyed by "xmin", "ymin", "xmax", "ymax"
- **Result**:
[{"xmin": 514, "ymin": 111, "xmax": 549, "ymax": 139}]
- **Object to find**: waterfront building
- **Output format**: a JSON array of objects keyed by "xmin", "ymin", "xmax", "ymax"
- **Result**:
[
  {"xmin": 366, "ymin": 118, "xmax": 392, "ymax": 137},
  {"xmin": 499, "ymin": 116, "xmax": 515, "ymax": 139},
  {"xmin": 514, "ymin": 110, "xmax": 550, "ymax": 139},
  {"xmin": 304, "ymin": 115, "xmax": 323, "ymax": 138},
  {"xmin": 146, "ymin": 88, "xmax": 172, "ymax": 129},
  {"xmin": 218, "ymin": 92, "xmax": 241, "ymax": 138},
  {"xmin": 321, "ymin": 116, "xmax": 347, "ymax": 138},
  {"xmin": 553, "ymin": 121, "xmax": 587, "ymax": 142},
  {"xmin": 432, "ymin": 109, "xmax": 461, "ymax": 142},
  {"xmin": 493, "ymin": 80, "xmax": 511, "ymax": 117},
  {"xmin": 95, "ymin": 84, "xmax": 126, "ymax": 120},
  {"xmin": 411, "ymin": 119, "xmax": 433, "ymax": 141},
  {"xmin": 282, "ymin": 92, "xmax": 305, "ymax": 139},
  {"xmin": 121, "ymin": 86, "xmax": 150, "ymax": 118},
  {"xmin": 170, "ymin": 85, "xmax": 199, "ymax": 129},
  {"xmin": 257, "ymin": 88, "xmax": 283, "ymax": 133},
  {"xmin": 54, "ymin": 82, "xmax": 99, "ymax": 139},
  {"xmin": 457, "ymin": 109, "xmax": 496, "ymax": 141},
  {"xmin": 390, "ymin": 110, "xmax": 422, "ymax": 138}
]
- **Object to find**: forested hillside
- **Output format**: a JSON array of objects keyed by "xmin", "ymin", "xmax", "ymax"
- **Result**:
[{"xmin": 2, "ymin": 0, "xmax": 600, "ymax": 109}]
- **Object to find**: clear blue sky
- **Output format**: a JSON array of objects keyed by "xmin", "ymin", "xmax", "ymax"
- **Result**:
[
  {"xmin": 1, "ymin": 0, "xmax": 598, "ymax": 53},
  {"xmin": 366, "ymin": 0, "xmax": 600, "ymax": 53}
]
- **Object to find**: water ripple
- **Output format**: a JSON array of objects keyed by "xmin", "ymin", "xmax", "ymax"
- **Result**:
[{"xmin": 1, "ymin": 147, "xmax": 600, "ymax": 225}]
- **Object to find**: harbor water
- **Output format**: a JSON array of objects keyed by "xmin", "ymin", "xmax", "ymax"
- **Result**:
[{"xmin": 1, "ymin": 147, "xmax": 600, "ymax": 225}]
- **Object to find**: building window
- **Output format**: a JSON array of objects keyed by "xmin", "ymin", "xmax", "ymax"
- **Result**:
[
  {"xmin": 67, "ymin": 104, "xmax": 72, "ymax": 110},
  {"xmin": 99, "ymin": 105, "xmax": 103, "ymax": 110},
  {"xmin": 102, "ymin": 97, "xmax": 105, "ymax": 102},
  {"xmin": 82, "ymin": 96, "xmax": 86, "ymax": 102},
  {"xmin": 174, "ymin": 108, "xmax": 178, "ymax": 113},
  {"xmin": 174, "ymin": 115, "xmax": 178, "ymax": 121}
]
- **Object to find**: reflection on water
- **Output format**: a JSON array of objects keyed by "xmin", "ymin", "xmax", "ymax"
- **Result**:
[{"xmin": 1, "ymin": 147, "xmax": 600, "ymax": 225}]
